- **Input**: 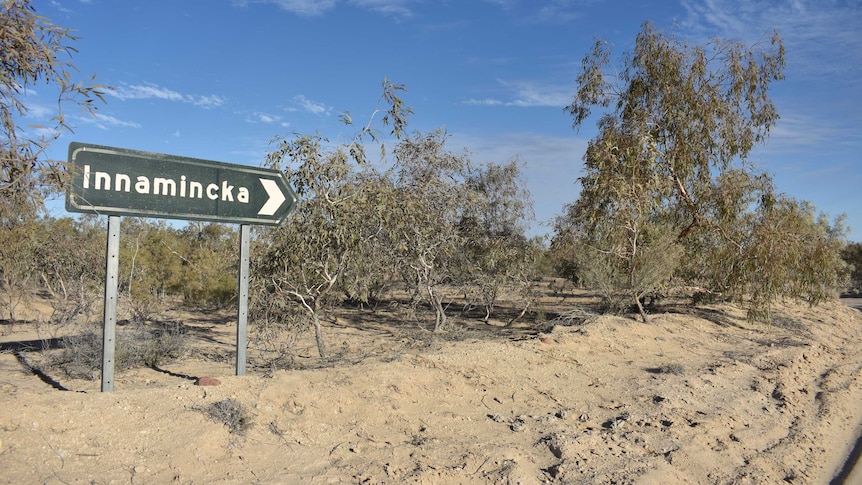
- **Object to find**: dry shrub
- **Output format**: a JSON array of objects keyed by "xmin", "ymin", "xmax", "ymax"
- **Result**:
[
  {"xmin": 200, "ymin": 399, "xmax": 253, "ymax": 435},
  {"xmin": 49, "ymin": 320, "xmax": 188, "ymax": 380}
]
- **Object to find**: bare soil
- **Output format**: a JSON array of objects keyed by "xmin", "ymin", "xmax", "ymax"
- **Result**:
[{"xmin": 2, "ymin": 287, "xmax": 862, "ymax": 484}]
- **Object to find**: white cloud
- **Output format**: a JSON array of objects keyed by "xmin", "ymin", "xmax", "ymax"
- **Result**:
[
  {"xmin": 679, "ymin": 0, "xmax": 862, "ymax": 81},
  {"xmin": 269, "ymin": 0, "xmax": 337, "ymax": 16},
  {"xmin": 231, "ymin": 0, "xmax": 337, "ymax": 16},
  {"xmin": 49, "ymin": 1, "xmax": 71, "ymax": 13},
  {"xmin": 110, "ymin": 84, "xmax": 183, "ymax": 102},
  {"xmin": 757, "ymin": 111, "xmax": 860, "ymax": 159},
  {"xmin": 21, "ymin": 103, "xmax": 54, "ymax": 120},
  {"xmin": 247, "ymin": 111, "xmax": 283, "ymax": 124},
  {"xmin": 234, "ymin": 0, "xmax": 415, "ymax": 18},
  {"xmin": 502, "ymin": 79, "xmax": 571, "ymax": 108},
  {"xmin": 193, "ymin": 94, "xmax": 226, "ymax": 108},
  {"xmin": 348, "ymin": 0, "xmax": 414, "ymax": 18},
  {"xmin": 483, "ymin": 0, "xmax": 515, "ymax": 7},
  {"xmin": 108, "ymin": 83, "xmax": 225, "ymax": 109},
  {"xmin": 75, "ymin": 113, "xmax": 141, "ymax": 130},
  {"xmin": 463, "ymin": 98, "xmax": 504, "ymax": 106},
  {"xmin": 293, "ymin": 95, "xmax": 331, "ymax": 116},
  {"xmin": 481, "ymin": 0, "xmax": 585, "ymax": 24},
  {"xmin": 464, "ymin": 79, "xmax": 572, "ymax": 108}
]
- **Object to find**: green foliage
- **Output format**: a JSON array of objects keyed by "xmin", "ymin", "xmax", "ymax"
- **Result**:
[
  {"xmin": 0, "ymin": 215, "xmax": 103, "ymax": 321},
  {"xmin": 555, "ymin": 22, "xmax": 846, "ymax": 322},
  {"xmin": 252, "ymin": 79, "xmax": 538, "ymax": 358},
  {"xmin": 177, "ymin": 223, "xmax": 237, "ymax": 308},
  {"xmin": 387, "ymin": 129, "xmax": 475, "ymax": 331},
  {"xmin": 33, "ymin": 216, "xmax": 104, "ymax": 324},
  {"xmin": 0, "ymin": 0, "xmax": 107, "ymax": 222},
  {"xmin": 565, "ymin": 22, "xmax": 785, "ymax": 245},
  {"xmin": 731, "ymin": 198, "xmax": 847, "ymax": 320},
  {"xmin": 567, "ymin": 221, "xmax": 683, "ymax": 319},
  {"xmin": 554, "ymin": 128, "xmax": 682, "ymax": 321},
  {"xmin": 119, "ymin": 220, "xmax": 183, "ymax": 320},
  {"xmin": 459, "ymin": 160, "xmax": 537, "ymax": 323},
  {"xmin": 0, "ymin": 217, "xmax": 39, "ymax": 319},
  {"xmin": 0, "ymin": 1, "xmax": 106, "ymax": 323},
  {"xmin": 841, "ymin": 242, "xmax": 862, "ymax": 293},
  {"xmin": 254, "ymin": 86, "xmax": 405, "ymax": 358},
  {"xmin": 255, "ymin": 133, "xmax": 367, "ymax": 358},
  {"xmin": 115, "ymin": 220, "xmax": 239, "ymax": 317}
]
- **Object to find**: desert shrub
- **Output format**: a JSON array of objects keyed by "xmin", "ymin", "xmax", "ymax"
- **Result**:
[
  {"xmin": 50, "ymin": 321, "xmax": 188, "ymax": 380},
  {"xmin": 135, "ymin": 321, "xmax": 189, "ymax": 368},
  {"xmin": 32, "ymin": 217, "xmax": 104, "ymax": 326},
  {"xmin": 178, "ymin": 223, "xmax": 238, "ymax": 309},
  {"xmin": 841, "ymin": 242, "xmax": 862, "ymax": 294},
  {"xmin": 657, "ymin": 362, "xmax": 685, "ymax": 376},
  {"xmin": 52, "ymin": 330, "xmax": 103, "ymax": 380},
  {"xmin": 247, "ymin": 299, "xmax": 304, "ymax": 372},
  {"xmin": 200, "ymin": 399, "xmax": 254, "ymax": 435}
]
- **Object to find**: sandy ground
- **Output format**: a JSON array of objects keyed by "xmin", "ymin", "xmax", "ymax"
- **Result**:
[{"xmin": 2, "ymin": 291, "xmax": 862, "ymax": 484}]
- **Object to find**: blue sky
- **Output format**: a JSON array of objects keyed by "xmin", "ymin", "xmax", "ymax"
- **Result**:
[{"xmin": 29, "ymin": 0, "xmax": 862, "ymax": 241}]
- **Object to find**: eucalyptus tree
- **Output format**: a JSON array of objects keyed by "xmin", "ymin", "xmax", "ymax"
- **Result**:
[
  {"xmin": 0, "ymin": 216, "xmax": 37, "ymax": 319},
  {"xmin": 459, "ymin": 160, "xmax": 536, "ymax": 323},
  {"xmin": 746, "ymin": 198, "xmax": 847, "ymax": 320},
  {"xmin": 841, "ymin": 242, "xmax": 862, "ymax": 293},
  {"xmin": 255, "ymin": 134, "xmax": 367, "ymax": 358},
  {"xmin": 34, "ymin": 216, "xmax": 104, "ymax": 323},
  {"xmin": 554, "ymin": 131, "xmax": 682, "ymax": 321},
  {"xmin": 556, "ymin": 22, "xmax": 846, "ymax": 320},
  {"xmin": 0, "ymin": 0, "xmax": 104, "ymax": 318},
  {"xmin": 252, "ymin": 80, "xmax": 411, "ymax": 358},
  {"xmin": 0, "ymin": 0, "xmax": 106, "ymax": 221},
  {"xmin": 565, "ymin": 23, "xmax": 785, "ymax": 239},
  {"xmin": 119, "ymin": 219, "xmax": 186, "ymax": 321},
  {"xmin": 386, "ymin": 129, "xmax": 475, "ymax": 331},
  {"xmin": 177, "ymin": 223, "xmax": 238, "ymax": 308}
]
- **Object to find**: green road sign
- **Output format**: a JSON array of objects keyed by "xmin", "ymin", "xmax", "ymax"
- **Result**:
[{"xmin": 66, "ymin": 142, "xmax": 297, "ymax": 225}]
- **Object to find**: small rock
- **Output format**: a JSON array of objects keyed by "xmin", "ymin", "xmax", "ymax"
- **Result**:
[
  {"xmin": 540, "ymin": 337, "xmax": 555, "ymax": 345},
  {"xmin": 510, "ymin": 417, "xmax": 527, "ymax": 432},
  {"xmin": 195, "ymin": 376, "xmax": 221, "ymax": 386}
]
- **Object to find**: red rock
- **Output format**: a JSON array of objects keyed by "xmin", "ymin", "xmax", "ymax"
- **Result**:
[
  {"xmin": 540, "ymin": 337, "xmax": 555, "ymax": 345},
  {"xmin": 195, "ymin": 376, "xmax": 221, "ymax": 386}
]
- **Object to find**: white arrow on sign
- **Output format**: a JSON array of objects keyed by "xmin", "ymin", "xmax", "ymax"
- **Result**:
[{"xmin": 258, "ymin": 178, "xmax": 287, "ymax": 216}]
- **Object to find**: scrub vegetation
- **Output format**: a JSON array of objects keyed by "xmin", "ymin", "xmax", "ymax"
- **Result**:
[{"xmin": 0, "ymin": 1, "xmax": 853, "ymax": 376}]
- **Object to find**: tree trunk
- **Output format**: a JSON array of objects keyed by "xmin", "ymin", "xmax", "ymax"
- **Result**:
[
  {"xmin": 506, "ymin": 301, "xmax": 530, "ymax": 327},
  {"xmin": 635, "ymin": 295, "xmax": 648, "ymax": 323},
  {"xmin": 312, "ymin": 312, "xmax": 327, "ymax": 358},
  {"xmin": 428, "ymin": 284, "xmax": 447, "ymax": 331}
]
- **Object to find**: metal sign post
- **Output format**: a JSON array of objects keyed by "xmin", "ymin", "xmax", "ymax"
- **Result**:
[
  {"xmin": 66, "ymin": 142, "xmax": 297, "ymax": 392},
  {"xmin": 236, "ymin": 225, "xmax": 251, "ymax": 376},
  {"xmin": 101, "ymin": 215, "xmax": 121, "ymax": 392}
]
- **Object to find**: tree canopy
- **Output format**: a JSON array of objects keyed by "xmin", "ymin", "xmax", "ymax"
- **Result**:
[
  {"xmin": 554, "ymin": 22, "xmax": 846, "ymax": 321},
  {"xmin": 0, "ymin": 0, "xmax": 106, "ymax": 222}
]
